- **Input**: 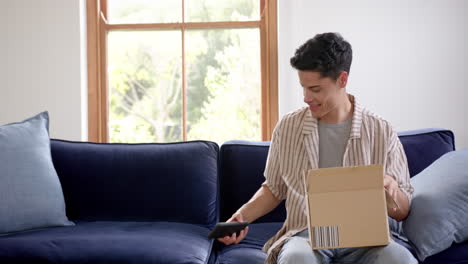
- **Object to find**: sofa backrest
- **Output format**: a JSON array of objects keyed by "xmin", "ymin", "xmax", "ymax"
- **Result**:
[
  {"xmin": 50, "ymin": 140, "xmax": 219, "ymax": 227},
  {"xmin": 219, "ymin": 141, "xmax": 286, "ymax": 223},
  {"xmin": 219, "ymin": 128, "xmax": 455, "ymax": 223},
  {"xmin": 397, "ymin": 129, "xmax": 455, "ymax": 177}
]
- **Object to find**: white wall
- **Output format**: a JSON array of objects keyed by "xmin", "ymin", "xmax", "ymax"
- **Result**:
[
  {"xmin": 279, "ymin": 0, "xmax": 468, "ymax": 149},
  {"xmin": 0, "ymin": 0, "xmax": 87, "ymax": 141}
]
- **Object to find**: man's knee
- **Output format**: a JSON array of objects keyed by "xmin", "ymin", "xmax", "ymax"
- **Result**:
[
  {"xmin": 278, "ymin": 238, "xmax": 318, "ymax": 264},
  {"xmin": 280, "ymin": 247, "xmax": 314, "ymax": 263},
  {"xmin": 373, "ymin": 241, "xmax": 417, "ymax": 263}
]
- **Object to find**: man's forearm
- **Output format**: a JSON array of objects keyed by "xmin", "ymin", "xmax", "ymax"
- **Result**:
[{"xmin": 236, "ymin": 185, "xmax": 282, "ymax": 223}]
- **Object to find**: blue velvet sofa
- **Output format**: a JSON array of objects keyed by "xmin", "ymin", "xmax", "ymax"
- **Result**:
[{"xmin": 0, "ymin": 128, "xmax": 465, "ymax": 264}]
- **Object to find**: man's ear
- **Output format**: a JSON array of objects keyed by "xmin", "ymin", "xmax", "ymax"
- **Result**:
[{"xmin": 338, "ymin": 72, "xmax": 348, "ymax": 88}]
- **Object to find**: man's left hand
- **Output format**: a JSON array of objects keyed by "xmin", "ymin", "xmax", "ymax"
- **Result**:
[{"xmin": 384, "ymin": 174, "xmax": 399, "ymax": 212}]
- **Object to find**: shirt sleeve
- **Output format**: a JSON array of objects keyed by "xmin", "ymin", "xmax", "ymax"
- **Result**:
[
  {"xmin": 385, "ymin": 127, "xmax": 414, "ymax": 205},
  {"xmin": 262, "ymin": 123, "xmax": 287, "ymax": 201}
]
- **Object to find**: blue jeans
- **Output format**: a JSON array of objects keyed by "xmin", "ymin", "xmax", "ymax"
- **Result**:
[{"xmin": 278, "ymin": 229, "xmax": 418, "ymax": 264}]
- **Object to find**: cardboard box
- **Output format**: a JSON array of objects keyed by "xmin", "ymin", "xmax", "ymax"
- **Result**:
[{"xmin": 304, "ymin": 165, "xmax": 396, "ymax": 250}]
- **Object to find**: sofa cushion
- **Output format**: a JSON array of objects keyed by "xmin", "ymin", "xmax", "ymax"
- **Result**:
[
  {"xmin": 0, "ymin": 221, "xmax": 213, "ymax": 264},
  {"xmin": 50, "ymin": 140, "xmax": 218, "ymax": 226},
  {"xmin": 398, "ymin": 129, "xmax": 455, "ymax": 177},
  {"xmin": 403, "ymin": 149, "xmax": 468, "ymax": 261},
  {"xmin": 219, "ymin": 141, "xmax": 286, "ymax": 223},
  {"xmin": 213, "ymin": 222, "xmax": 416, "ymax": 264},
  {"xmin": 0, "ymin": 112, "xmax": 73, "ymax": 235}
]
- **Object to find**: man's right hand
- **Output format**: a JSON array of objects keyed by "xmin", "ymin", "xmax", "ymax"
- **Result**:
[
  {"xmin": 217, "ymin": 185, "xmax": 281, "ymax": 246},
  {"xmin": 217, "ymin": 212, "xmax": 249, "ymax": 246}
]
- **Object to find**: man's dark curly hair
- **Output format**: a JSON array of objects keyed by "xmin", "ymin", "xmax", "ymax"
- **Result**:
[{"xmin": 290, "ymin": 32, "xmax": 352, "ymax": 80}]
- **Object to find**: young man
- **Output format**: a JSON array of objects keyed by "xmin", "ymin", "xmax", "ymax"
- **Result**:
[{"xmin": 218, "ymin": 32, "xmax": 417, "ymax": 263}]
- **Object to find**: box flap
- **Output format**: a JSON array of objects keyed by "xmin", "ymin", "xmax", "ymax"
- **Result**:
[{"xmin": 308, "ymin": 165, "xmax": 384, "ymax": 194}]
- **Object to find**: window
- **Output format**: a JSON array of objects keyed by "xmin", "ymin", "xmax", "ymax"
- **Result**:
[{"xmin": 87, "ymin": 0, "xmax": 278, "ymax": 143}]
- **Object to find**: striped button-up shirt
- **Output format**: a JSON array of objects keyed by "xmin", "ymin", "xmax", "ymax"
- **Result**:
[{"xmin": 262, "ymin": 95, "xmax": 414, "ymax": 263}]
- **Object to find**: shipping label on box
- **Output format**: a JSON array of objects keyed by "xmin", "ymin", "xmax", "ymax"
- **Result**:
[{"xmin": 304, "ymin": 165, "xmax": 393, "ymax": 250}]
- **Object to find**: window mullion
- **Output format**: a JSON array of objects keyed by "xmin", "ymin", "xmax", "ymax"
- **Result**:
[{"xmin": 181, "ymin": 0, "xmax": 187, "ymax": 141}]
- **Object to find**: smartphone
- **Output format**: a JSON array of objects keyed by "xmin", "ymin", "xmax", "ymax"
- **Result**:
[{"xmin": 208, "ymin": 222, "xmax": 249, "ymax": 239}]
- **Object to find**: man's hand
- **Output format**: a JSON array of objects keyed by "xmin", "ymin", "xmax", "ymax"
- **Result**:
[
  {"xmin": 217, "ymin": 185, "xmax": 280, "ymax": 245},
  {"xmin": 384, "ymin": 174, "xmax": 411, "ymax": 222},
  {"xmin": 384, "ymin": 174, "xmax": 399, "ymax": 212},
  {"xmin": 217, "ymin": 212, "xmax": 249, "ymax": 246}
]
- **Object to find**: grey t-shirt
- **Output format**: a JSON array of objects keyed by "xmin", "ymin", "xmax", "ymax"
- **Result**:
[{"xmin": 318, "ymin": 118, "xmax": 353, "ymax": 168}]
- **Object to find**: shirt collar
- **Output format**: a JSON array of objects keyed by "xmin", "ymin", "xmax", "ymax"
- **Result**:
[{"xmin": 302, "ymin": 93, "xmax": 363, "ymax": 138}]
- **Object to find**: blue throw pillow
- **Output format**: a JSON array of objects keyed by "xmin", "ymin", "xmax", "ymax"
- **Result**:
[
  {"xmin": 0, "ymin": 112, "xmax": 74, "ymax": 234},
  {"xmin": 403, "ymin": 149, "xmax": 468, "ymax": 261}
]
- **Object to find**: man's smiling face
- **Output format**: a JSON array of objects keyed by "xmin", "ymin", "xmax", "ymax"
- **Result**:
[{"xmin": 299, "ymin": 70, "xmax": 347, "ymax": 120}]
